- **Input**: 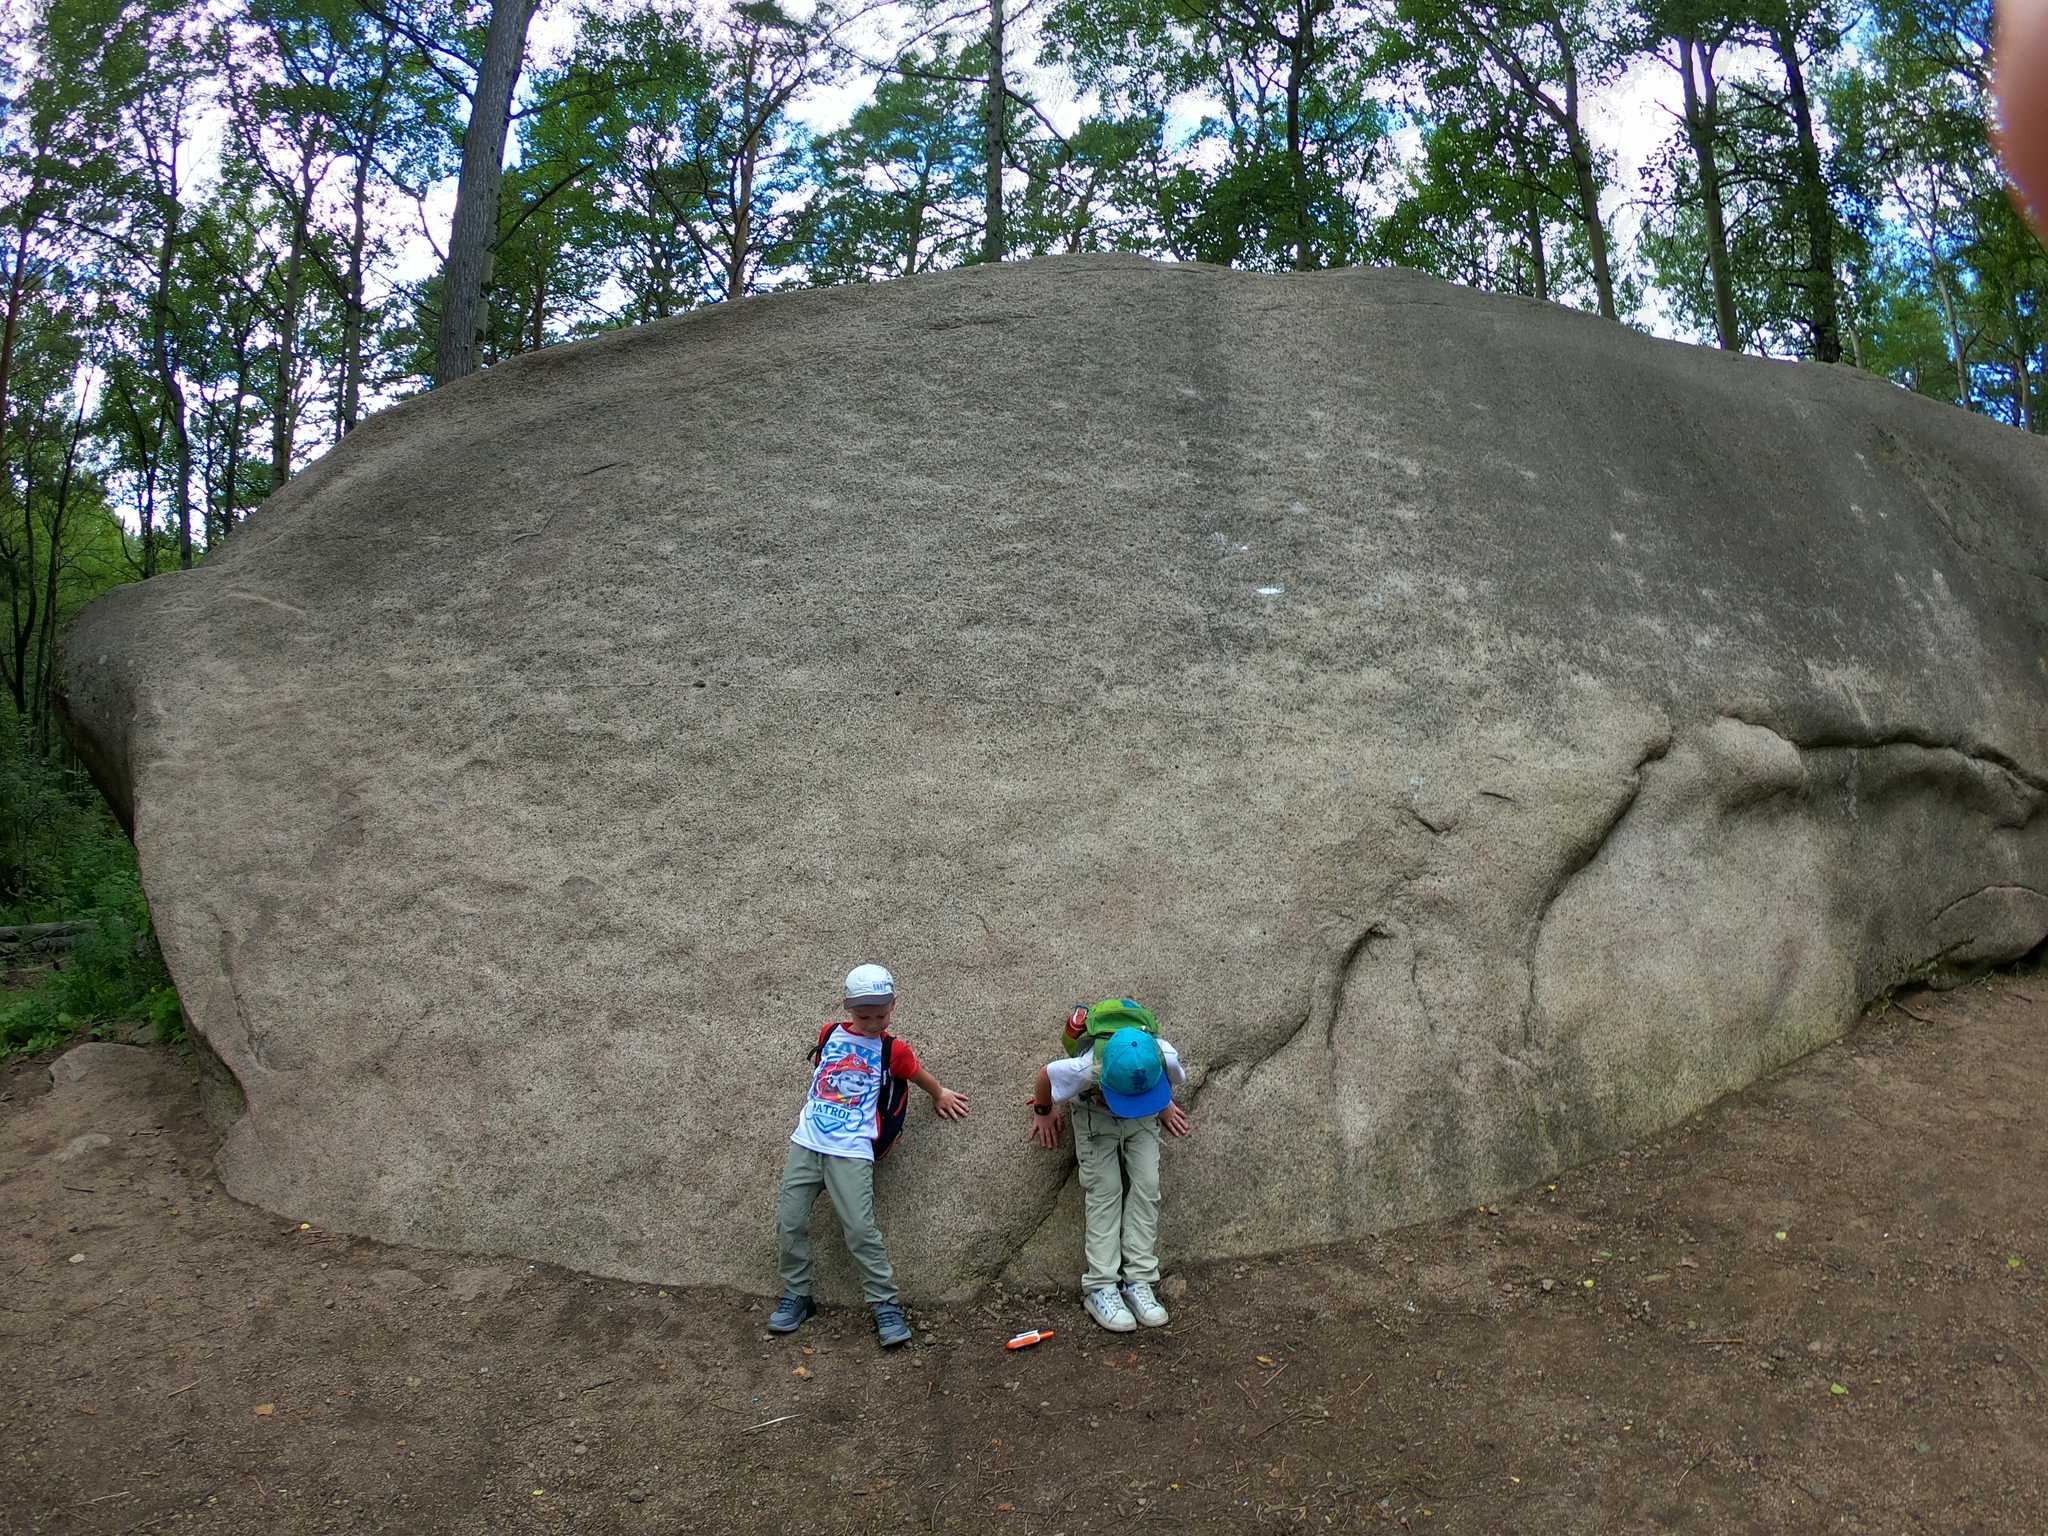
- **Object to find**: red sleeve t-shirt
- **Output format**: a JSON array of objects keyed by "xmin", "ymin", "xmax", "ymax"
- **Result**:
[{"xmin": 792, "ymin": 1025, "xmax": 921, "ymax": 1161}]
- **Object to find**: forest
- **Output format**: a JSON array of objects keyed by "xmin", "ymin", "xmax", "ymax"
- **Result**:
[{"xmin": 0, "ymin": 0, "xmax": 2034, "ymax": 1047}]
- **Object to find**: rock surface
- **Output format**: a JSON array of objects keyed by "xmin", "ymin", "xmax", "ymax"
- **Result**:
[
  {"xmin": 54, "ymin": 255, "xmax": 2048, "ymax": 1300},
  {"xmin": 48, "ymin": 1042, "xmax": 145, "ymax": 1088}
]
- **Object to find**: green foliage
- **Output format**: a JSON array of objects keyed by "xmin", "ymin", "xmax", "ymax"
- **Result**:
[
  {"xmin": 0, "ymin": 914, "xmax": 183, "ymax": 1058},
  {"xmin": 0, "ymin": 723, "xmax": 134, "ymax": 922},
  {"xmin": 1012, "ymin": 111, "xmax": 1170, "ymax": 257},
  {"xmin": 0, "ymin": 994, "xmax": 68, "ymax": 1056},
  {"xmin": 1822, "ymin": 0, "xmax": 2047, "ymax": 418},
  {"xmin": 1370, "ymin": 92, "xmax": 1589, "ymax": 301},
  {"xmin": 66, "ymin": 900, "xmax": 177, "ymax": 1032},
  {"xmin": 1380, "ymin": 0, "xmax": 1632, "ymax": 317},
  {"xmin": 1045, "ymin": 0, "xmax": 1387, "ymax": 270},
  {"xmin": 797, "ymin": 45, "xmax": 986, "ymax": 282},
  {"xmin": 0, "ymin": 732, "xmax": 182, "ymax": 1058}
]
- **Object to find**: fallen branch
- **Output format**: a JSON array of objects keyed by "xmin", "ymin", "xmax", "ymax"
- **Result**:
[
  {"xmin": 1675, "ymin": 1440, "xmax": 1716, "ymax": 1487},
  {"xmin": 1256, "ymin": 1406, "xmax": 1330, "ymax": 1438},
  {"xmin": 0, "ymin": 920, "xmax": 94, "ymax": 949}
]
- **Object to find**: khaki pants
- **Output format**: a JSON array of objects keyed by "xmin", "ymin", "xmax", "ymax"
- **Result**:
[
  {"xmin": 776, "ymin": 1143, "xmax": 899, "ymax": 1304},
  {"xmin": 1070, "ymin": 1102, "xmax": 1162, "ymax": 1291}
]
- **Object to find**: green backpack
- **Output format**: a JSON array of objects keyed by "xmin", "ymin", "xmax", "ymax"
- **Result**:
[{"xmin": 1060, "ymin": 997, "xmax": 1160, "ymax": 1064}]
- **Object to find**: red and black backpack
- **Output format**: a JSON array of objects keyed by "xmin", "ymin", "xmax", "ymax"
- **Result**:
[{"xmin": 808, "ymin": 1024, "xmax": 912, "ymax": 1160}]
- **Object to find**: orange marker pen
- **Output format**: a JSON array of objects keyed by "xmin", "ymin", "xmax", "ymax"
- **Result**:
[{"xmin": 1005, "ymin": 1329, "xmax": 1056, "ymax": 1349}]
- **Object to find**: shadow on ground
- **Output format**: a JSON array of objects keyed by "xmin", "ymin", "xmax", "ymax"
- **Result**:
[{"xmin": 2, "ymin": 978, "xmax": 2044, "ymax": 1534}]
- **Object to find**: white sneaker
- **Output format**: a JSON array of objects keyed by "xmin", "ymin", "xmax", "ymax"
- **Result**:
[
  {"xmin": 1123, "ymin": 1281, "xmax": 1169, "ymax": 1328},
  {"xmin": 1084, "ymin": 1285, "xmax": 1137, "ymax": 1332}
]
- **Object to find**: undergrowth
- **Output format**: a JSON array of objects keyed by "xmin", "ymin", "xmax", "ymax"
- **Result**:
[{"xmin": 1, "ymin": 722, "xmax": 183, "ymax": 1057}]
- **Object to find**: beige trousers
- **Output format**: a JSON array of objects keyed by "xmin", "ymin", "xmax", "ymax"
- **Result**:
[
  {"xmin": 776, "ymin": 1143, "xmax": 899, "ymax": 1304},
  {"xmin": 1070, "ymin": 1102, "xmax": 1162, "ymax": 1291}
]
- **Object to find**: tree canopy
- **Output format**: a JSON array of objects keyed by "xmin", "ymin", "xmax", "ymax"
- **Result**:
[{"xmin": 0, "ymin": 0, "xmax": 2038, "ymax": 739}]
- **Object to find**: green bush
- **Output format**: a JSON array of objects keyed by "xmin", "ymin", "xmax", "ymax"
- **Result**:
[
  {"xmin": 1, "ymin": 906, "xmax": 183, "ymax": 1058},
  {"xmin": 0, "ymin": 723, "xmax": 139, "ymax": 924},
  {"xmin": 1, "ymin": 723, "xmax": 185, "ymax": 1057},
  {"xmin": 0, "ymin": 993, "xmax": 70, "ymax": 1055}
]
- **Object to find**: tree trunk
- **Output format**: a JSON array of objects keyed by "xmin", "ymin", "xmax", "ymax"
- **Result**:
[
  {"xmin": 340, "ymin": 152, "xmax": 371, "ymax": 434},
  {"xmin": 148, "ymin": 204, "xmax": 195, "ymax": 569},
  {"xmin": 1485, "ymin": 24, "xmax": 1613, "ymax": 319},
  {"xmin": 906, "ymin": 161, "xmax": 933, "ymax": 275},
  {"xmin": 0, "ymin": 216, "xmax": 31, "ymax": 489},
  {"xmin": 1929, "ymin": 250, "xmax": 1967, "ymax": 403},
  {"xmin": 271, "ymin": 194, "xmax": 308, "ymax": 491},
  {"xmin": 1286, "ymin": 31, "xmax": 1309, "ymax": 269},
  {"xmin": 31, "ymin": 401, "xmax": 86, "ymax": 745},
  {"xmin": 1523, "ymin": 192, "xmax": 1548, "ymax": 300},
  {"xmin": 1564, "ymin": 123, "xmax": 1616, "ymax": 319},
  {"xmin": 5, "ymin": 427, "xmax": 37, "ymax": 715},
  {"xmin": 2018, "ymin": 338, "xmax": 2033, "ymax": 430},
  {"xmin": 1069, "ymin": 163, "xmax": 1106, "ymax": 253},
  {"xmin": 1770, "ymin": 22, "xmax": 1841, "ymax": 362},
  {"xmin": 1509, "ymin": 136, "xmax": 1547, "ymax": 301},
  {"xmin": 129, "ymin": 384, "xmax": 161, "ymax": 581},
  {"xmin": 1678, "ymin": 38, "xmax": 1738, "ymax": 350},
  {"xmin": 730, "ymin": 130, "xmax": 758, "ymax": 302},
  {"xmin": 222, "ymin": 340, "xmax": 250, "ymax": 537},
  {"xmin": 1914, "ymin": 202, "xmax": 1969, "ymax": 402},
  {"xmin": 983, "ymin": 0, "xmax": 1007, "ymax": 262},
  {"xmin": 340, "ymin": 51, "xmax": 394, "ymax": 436},
  {"xmin": 2011, "ymin": 290, "xmax": 2034, "ymax": 429},
  {"xmin": 433, "ymin": 0, "xmax": 539, "ymax": 388}
]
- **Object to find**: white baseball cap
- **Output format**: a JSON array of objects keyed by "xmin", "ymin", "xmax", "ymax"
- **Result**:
[{"xmin": 843, "ymin": 964, "xmax": 896, "ymax": 1004}]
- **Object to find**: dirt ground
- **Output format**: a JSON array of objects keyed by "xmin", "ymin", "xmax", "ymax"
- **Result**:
[{"xmin": 1, "ymin": 978, "xmax": 2044, "ymax": 1536}]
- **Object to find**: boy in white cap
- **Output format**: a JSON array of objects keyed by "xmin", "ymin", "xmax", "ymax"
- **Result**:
[
  {"xmin": 770, "ymin": 964, "xmax": 969, "ymax": 1347},
  {"xmin": 1026, "ymin": 999, "xmax": 1189, "ymax": 1332}
]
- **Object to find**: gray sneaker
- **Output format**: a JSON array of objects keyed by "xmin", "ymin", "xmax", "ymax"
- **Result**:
[
  {"xmin": 874, "ymin": 1301, "xmax": 913, "ymax": 1348},
  {"xmin": 766, "ymin": 1293, "xmax": 815, "ymax": 1334},
  {"xmin": 1084, "ymin": 1285, "xmax": 1137, "ymax": 1332},
  {"xmin": 1122, "ymin": 1281, "xmax": 1169, "ymax": 1327}
]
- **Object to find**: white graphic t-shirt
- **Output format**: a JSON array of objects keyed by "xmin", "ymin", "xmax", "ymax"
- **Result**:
[{"xmin": 791, "ymin": 1027, "xmax": 916, "ymax": 1162}]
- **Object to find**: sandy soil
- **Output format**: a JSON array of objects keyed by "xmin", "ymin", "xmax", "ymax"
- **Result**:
[{"xmin": 1, "ymin": 977, "xmax": 2044, "ymax": 1535}]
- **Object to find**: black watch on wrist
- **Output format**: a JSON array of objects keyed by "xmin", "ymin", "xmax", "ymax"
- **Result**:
[{"xmin": 1032, "ymin": 1102, "xmax": 1052, "ymax": 1116}]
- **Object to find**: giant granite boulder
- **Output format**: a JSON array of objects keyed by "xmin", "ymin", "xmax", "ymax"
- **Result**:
[{"xmin": 56, "ymin": 255, "xmax": 2048, "ymax": 1299}]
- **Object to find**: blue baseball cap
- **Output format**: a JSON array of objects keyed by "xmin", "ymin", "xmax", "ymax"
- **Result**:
[{"xmin": 1099, "ymin": 1027, "xmax": 1172, "ymax": 1117}]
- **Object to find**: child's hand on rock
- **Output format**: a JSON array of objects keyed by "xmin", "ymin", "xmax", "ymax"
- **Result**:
[
  {"xmin": 1161, "ymin": 1102, "xmax": 1190, "ymax": 1137},
  {"xmin": 933, "ymin": 1087, "xmax": 970, "ymax": 1120},
  {"xmin": 1027, "ymin": 1103, "xmax": 1063, "ymax": 1149}
]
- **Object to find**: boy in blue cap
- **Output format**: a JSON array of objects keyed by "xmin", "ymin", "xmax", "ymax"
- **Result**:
[{"xmin": 1027, "ymin": 1000, "xmax": 1189, "ymax": 1332}]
